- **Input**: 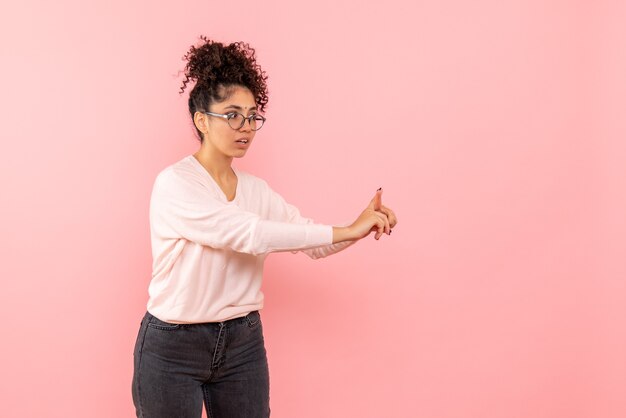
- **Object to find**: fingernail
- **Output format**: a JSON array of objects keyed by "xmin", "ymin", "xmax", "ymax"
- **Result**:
[
  {"xmin": 377, "ymin": 187, "xmax": 382, "ymax": 191},
  {"xmin": 389, "ymin": 229, "xmax": 392, "ymax": 235}
]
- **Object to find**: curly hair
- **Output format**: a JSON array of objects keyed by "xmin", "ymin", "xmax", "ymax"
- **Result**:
[{"xmin": 179, "ymin": 36, "xmax": 269, "ymax": 142}]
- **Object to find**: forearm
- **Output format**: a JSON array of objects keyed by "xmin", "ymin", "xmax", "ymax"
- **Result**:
[
  {"xmin": 332, "ymin": 226, "xmax": 356, "ymax": 244},
  {"xmin": 292, "ymin": 223, "xmax": 357, "ymax": 259},
  {"xmin": 304, "ymin": 238, "xmax": 357, "ymax": 259}
]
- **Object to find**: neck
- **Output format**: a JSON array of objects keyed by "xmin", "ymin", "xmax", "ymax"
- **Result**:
[{"xmin": 193, "ymin": 143, "xmax": 234, "ymax": 182}]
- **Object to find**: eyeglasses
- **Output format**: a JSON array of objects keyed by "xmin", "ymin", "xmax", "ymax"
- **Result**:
[{"xmin": 203, "ymin": 111, "xmax": 266, "ymax": 131}]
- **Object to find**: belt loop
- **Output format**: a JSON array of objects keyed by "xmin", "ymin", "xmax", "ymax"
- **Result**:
[{"xmin": 245, "ymin": 310, "xmax": 260, "ymax": 327}]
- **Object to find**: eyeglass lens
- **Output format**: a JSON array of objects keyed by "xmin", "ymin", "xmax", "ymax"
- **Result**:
[{"xmin": 227, "ymin": 113, "xmax": 264, "ymax": 131}]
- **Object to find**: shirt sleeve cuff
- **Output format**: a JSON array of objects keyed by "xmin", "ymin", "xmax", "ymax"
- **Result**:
[{"xmin": 305, "ymin": 224, "xmax": 334, "ymax": 247}]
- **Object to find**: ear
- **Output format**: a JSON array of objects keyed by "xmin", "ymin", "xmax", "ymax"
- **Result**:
[{"xmin": 193, "ymin": 111, "xmax": 209, "ymax": 134}]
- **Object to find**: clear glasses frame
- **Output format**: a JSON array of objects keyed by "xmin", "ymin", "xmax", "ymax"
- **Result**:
[{"xmin": 203, "ymin": 111, "xmax": 266, "ymax": 131}]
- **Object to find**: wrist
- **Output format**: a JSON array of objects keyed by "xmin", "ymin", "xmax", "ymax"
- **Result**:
[{"xmin": 332, "ymin": 226, "xmax": 355, "ymax": 244}]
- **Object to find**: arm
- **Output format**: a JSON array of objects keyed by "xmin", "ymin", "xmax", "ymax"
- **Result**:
[
  {"xmin": 262, "ymin": 181, "xmax": 357, "ymax": 259},
  {"xmin": 293, "ymin": 221, "xmax": 357, "ymax": 260},
  {"xmin": 150, "ymin": 169, "xmax": 333, "ymax": 256}
]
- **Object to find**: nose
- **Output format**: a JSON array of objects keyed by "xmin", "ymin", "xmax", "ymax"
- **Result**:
[{"xmin": 240, "ymin": 116, "xmax": 253, "ymax": 132}]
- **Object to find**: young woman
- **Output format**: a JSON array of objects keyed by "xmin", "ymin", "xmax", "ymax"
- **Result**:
[{"xmin": 131, "ymin": 36, "xmax": 398, "ymax": 418}]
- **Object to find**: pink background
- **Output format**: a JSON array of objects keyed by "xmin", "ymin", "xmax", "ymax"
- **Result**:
[{"xmin": 1, "ymin": 1, "xmax": 625, "ymax": 417}]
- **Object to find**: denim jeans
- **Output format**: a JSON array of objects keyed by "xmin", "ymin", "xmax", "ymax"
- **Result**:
[{"xmin": 132, "ymin": 310, "xmax": 270, "ymax": 418}]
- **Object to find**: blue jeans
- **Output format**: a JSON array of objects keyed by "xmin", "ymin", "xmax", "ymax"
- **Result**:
[{"xmin": 132, "ymin": 310, "xmax": 271, "ymax": 417}]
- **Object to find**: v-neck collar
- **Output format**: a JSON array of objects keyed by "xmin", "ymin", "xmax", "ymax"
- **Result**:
[{"xmin": 188, "ymin": 155, "xmax": 240, "ymax": 203}]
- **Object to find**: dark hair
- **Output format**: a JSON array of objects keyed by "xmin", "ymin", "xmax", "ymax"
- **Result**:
[{"xmin": 179, "ymin": 36, "xmax": 269, "ymax": 143}]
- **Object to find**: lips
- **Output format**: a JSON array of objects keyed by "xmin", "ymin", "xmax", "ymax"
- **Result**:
[{"xmin": 235, "ymin": 138, "xmax": 249, "ymax": 144}]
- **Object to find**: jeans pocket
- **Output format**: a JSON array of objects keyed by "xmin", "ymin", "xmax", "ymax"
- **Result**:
[
  {"xmin": 147, "ymin": 315, "xmax": 183, "ymax": 331},
  {"xmin": 134, "ymin": 314, "xmax": 150, "ymax": 356},
  {"xmin": 245, "ymin": 311, "xmax": 261, "ymax": 328}
]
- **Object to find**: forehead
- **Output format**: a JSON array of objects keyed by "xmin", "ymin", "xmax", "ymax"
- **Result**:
[{"xmin": 219, "ymin": 85, "xmax": 256, "ymax": 110}]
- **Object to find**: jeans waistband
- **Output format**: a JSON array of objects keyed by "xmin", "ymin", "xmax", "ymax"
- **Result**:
[{"xmin": 145, "ymin": 310, "xmax": 260, "ymax": 327}]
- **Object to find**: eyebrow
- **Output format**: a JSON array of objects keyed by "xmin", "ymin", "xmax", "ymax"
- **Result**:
[{"xmin": 223, "ymin": 105, "xmax": 257, "ymax": 111}]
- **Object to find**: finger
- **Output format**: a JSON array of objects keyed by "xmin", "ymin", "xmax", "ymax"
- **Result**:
[
  {"xmin": 374, "ymin": 209, "xmax": 391, "ymax": 235},
  {"xmin": 372, "ymin": 213, "xmax": 383, "ymax": 240},
  {"xmin": 368, "ymin": 189, "xmax": 382, "ymax": 210},
  {"xmin": 380, "ymin": 205, "xmax": 398, "ymax": 228},
  {"xmin": 383, "ymin": 209, "xmax": 391, "ymax": 235},
  {"xmin": 374, "ymin": 212, "xmax": 388, "ymax": 239},
  {"xmin": 373, "ymin": 188, "xmax": 383, "ymax": 211}
]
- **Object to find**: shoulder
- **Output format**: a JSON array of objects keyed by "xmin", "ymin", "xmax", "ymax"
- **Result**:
[
  {"xmin": 153, "ymin": 156, "xmax": 206, "ymax": 192},
  {"xmin": 234, "ymin": 168, "xmax": 287, "ymax": 208}
]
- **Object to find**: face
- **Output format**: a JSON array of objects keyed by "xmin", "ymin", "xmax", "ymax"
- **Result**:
[{"xmin": 194, "ymin": 85, "xmax": 259, "ymax": 159}]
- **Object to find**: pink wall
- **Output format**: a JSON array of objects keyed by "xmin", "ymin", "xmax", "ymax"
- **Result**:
[{"xmin": 1, "ymin": 1, "xmax": 624, "ymax": 417}]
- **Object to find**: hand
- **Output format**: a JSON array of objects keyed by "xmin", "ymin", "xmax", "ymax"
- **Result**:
[
  {"xmin": 348, "ymin": 189, "xmax": 391, "ymax": 241},
  {"xmin": 370, "ymin": 188, "xmax": 398, "ymax": 231}
]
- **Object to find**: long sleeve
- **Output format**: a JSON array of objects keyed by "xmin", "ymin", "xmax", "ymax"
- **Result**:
[
  {"xmin": 150, "ymin": 169, "xmax": 333, "ymax": 256},
  {"xmin": 297, "ymin": 221, "xmax": 357, "ymax": 259},
  {"xmin": 262, "ymin": 181, "xmax": 357, "ymax": 259}
]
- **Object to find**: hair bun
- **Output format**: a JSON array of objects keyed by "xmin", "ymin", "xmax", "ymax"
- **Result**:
[
  {"xmin": 179, "ymin": 35, "xmax": 269, "ymax": 142},
  {"xmin": 179, "ymin": 36, "xmax": 267, "ymax": 101},
  {"xmin": 181, "ymin": 37, "xmax": 224, "ymax": 87}
]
